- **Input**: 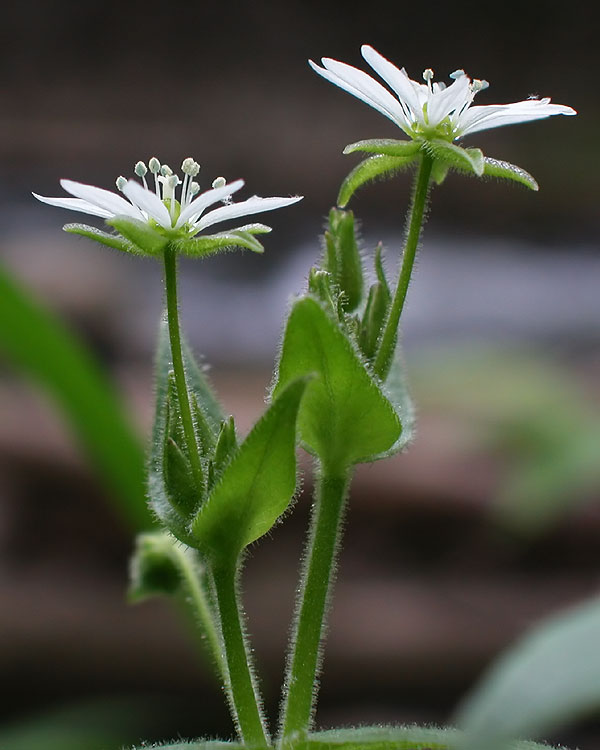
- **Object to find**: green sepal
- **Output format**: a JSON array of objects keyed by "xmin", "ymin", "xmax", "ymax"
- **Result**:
[
  {"xmin": 191, "ymin": 377, "xmax": 310, "ymax": 559},
  {"xmin": 149, "ymin": 323, "xmax": 224, "ymax": 545},
  {"xmin": 128, "ymin": 531, "xmax": 184, "ymax": 602},
  {"xmin": 232, "ymin": 223, "xmax": 272, "ymax": 235},
  {"xmin": 106, "ymin": 215, "xmax": 170, "ymax": 255},
  {"xmin": 374, "ymin": 242, "xmax": 390, "ymax": 298},
  {"xmin": 483, "ymin": 157, "xmax": 539, "ymax": 191},
  {"xmin": 274, "ymin": 297, "xmax": 401, "ymax": 467},
  {"xmin": 308, "ymin": 267, "xmax": 336, "ymax": 312},
  {"xmin": 163, "ymin": 379, "xmax": 200, "ymax": 518},
  {"xmin": 63, "ymin": 223, "xmax": 144, "ymax": 255},
  {"xmin": 381, "ymin": 336, "xmax": 415, "ymax": 456},
  {"xmin": 428, "ymin": 139, "xmax": 484, "ymax": 176},
  {"xmin": 431, "ymin": 159, "xmax": 451, "ymax": 186},
  {"xmin": 359, "ymin": 281, "xmax": 390, "ymax": 361},
  {"xmin": 174, "ymin": 230, "xmax": 265, "ymax": 257},
  {"xmin": 338, "ymin": 154, "xmax": 418, "ymax": 208},
  {"xmin": 327, "ymin": 209, "xmax": 364, "ymax": 312},
  {"xmin": 343, "ymin": 138, "xmax": 422, "ymax": 158},
  {"xmin": 209, "ymin": 415, "xmax": 238, "ymax": 489}
]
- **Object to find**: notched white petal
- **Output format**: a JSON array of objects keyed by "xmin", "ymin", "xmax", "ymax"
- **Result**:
[{"xmin": 61, "ymin": 180, "xmax": 145, "ymax": 221}]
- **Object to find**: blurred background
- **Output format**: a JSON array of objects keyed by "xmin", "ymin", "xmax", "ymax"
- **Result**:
[{"xmin": 1, "ymin": 0, "xmax": 600, "ymax": 748}]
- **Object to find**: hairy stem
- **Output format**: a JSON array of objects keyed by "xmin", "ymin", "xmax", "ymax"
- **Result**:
[
  {"xmin": 212, "ymin": 557, "xmax": 270, "ymax": 748},
  {"xmin": 279, "ymin": 464, "xmax": 352, "ymax": 745},
  {"xmin": 373, "ymin": 153, "xmax": 433, "ymax": 380},
  {"xmin": 163, "ymin": 245, "xmax": 204, "ymax": 490}
]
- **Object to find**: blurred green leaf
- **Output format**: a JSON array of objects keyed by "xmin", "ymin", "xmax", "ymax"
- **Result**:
[
  {"xmin": 274, "ymin": 297, "xmax": 401, "ymax": 467},
  {"xmin": 483, "ymin": 158, "xmax": 539, "ymax": 191},
  {"xmin": 0, "ymin": 263, "xmax": 150, "ymax": 529},
  {"xmin": 343, "ymin": 138, "xmax": 422, "ymax": 157},
  {"xmin": 64, "ymin": 223, "xmax": 143, "ymax": 254},
  {"xmin": 455, "ymin": 596, "xmax": 600, "ymax": 750},
  {"xmin": 301, "ymin": 725, "xmax": 559, "ymax": 750},
  {"xmin": 174, "ymin": 231, "xmax": 266, "ymax": 257},
  {"xmin": 192, "ymin": 377, "xmax": 310, "ymax": 559}
]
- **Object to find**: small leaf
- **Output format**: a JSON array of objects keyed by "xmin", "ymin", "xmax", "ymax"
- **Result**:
[
  {"xmin": 107, "ymin": 215, "xmax": 170, "ymax": 254},
  {"xmin": 338, "ymin": 154, "xmax": 417, "ymax": 208},
  {"xmin": 233, "ymin": 223, "xmax": 272, "ymax": 235},
  {"xmin": 212, "ymin": 416, "xmax": 238, "ymax": 475},
  {"xmin": 343, "ymin": 138, "xmax": 422, "ymax": 158},
  {"xmin": 373, "ymin": 242, "xmax": 390, "ymax": 298},
  {"xmin": 274, "ymin": 297, "xmax": 401, "ymax": 467},
  {"xmin": 64, "ymin": 223, "xmax": 144, "ymax": 254},
  {"xmin": 191, "ymin": 377, "xmax": 310, "ymax": 558},
  {"xmin": 455, "ymin": 595, "xmax": 600, "ymax": 750},
  {"xmin": 429, "ymin": 140, "xmax": 484, "ymax": 176},
  {"xmin": 308, "ymin": 267, "xmax": 336, "ymax": 312},
  {"xmin": 483, "ymin": 157, "xmax": 539, "ymax": 191},
  {"xmin": 175, "ymin": 230, "xmax": 264, "ymax": 257},
  {"xmin": 328, "ymin": 209, "xmax": 364, "ymax": 312},
  {"xmin": 382, "ymin": 336, "xmax": 415, "ymax": 456},
  {"xmin": 431, "ymin": 159, "xmax": 451, "ymax": 185}
]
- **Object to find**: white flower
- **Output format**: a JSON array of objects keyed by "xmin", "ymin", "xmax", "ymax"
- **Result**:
[
  {"xmin": 309, "ymin": 45, "xmax": 576, "ymax": 141},
  {"xmin": 34, "ymin": 156, "xmax": 302, "ymax": 239}
]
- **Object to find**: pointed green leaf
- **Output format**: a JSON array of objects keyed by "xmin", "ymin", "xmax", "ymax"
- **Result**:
[
  {"xmin": 191, "ymin": 377, "xmax": 310, "ymax": 558},
  {"xmin": 175, "ymin": 231, "xmax": 264, "ymax": 257},
  {"xmin": 431, "ymin": 159, "xmax": 451, "ymax": 185},
  {"xmin": 301, "ymin": 726, "xmax": 558, "ymax": 750},
  {"xmin": 374, "ymin": 242, "xmax": 390, "ymax": 298},
  {"xmin": 308, "ymin": 267, "xmax": 336, "ymax": 311},
  {"xmin": 274, "ymin": 297, "xmax": 401, "ymax": 467},
  {"xmin": 164, "ymin": 434, "xmax": 198, "ymax": 518},
  {"xmin": 213, "ymin": 416, "xmax": 238, "ymax": 472},
  {"xmin": 483, "ymin": 157, "xmax": 539, "ymax": 191},
  {"xmin": 455, "ymin": 595, "xmax": 600, "ymax": 750},
  {"xmin": 429, "ymin": 140, "xmax": 484, "ymax": 176},
  {"xmin": 64, "ymin": 223, "xmax": 144, "ymax": 254},
  {"xmin": 328, "ymin": 209, "xmax": 364, "ymax": 312},
  {"xmin": 382, "ymin": 336, "xmax": 415, "ymax": 456},
  {"xmin": 107, "ymin": 215, "xmax": 170, "ymax": 254},
  {"xmin": 343, "ymin": 138, "xmax": 422, "ymax": 158},
  {"xmin": 149, "ymin": 323, "xmax": 224, "ymax": 544},
  {"xmin": 233, "ymin": 223, "xmax": 272, "ymax": 235},
  {"xmin": 338, "ymin": 154, "xmax": 418, "ymax": 208},
  {"xmin": 0, "ymin": 263, "xmax": 150, "ymax": 529}
]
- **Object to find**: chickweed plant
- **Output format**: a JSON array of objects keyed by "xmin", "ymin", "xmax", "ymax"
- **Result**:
[{"xmin": 32, "ymin": 45, "xmax": 591, "ymax": 750}]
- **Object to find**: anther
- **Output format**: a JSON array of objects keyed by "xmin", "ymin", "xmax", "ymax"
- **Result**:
[
  {"xmin": 160, "ymin": 164, "xmax": 173, "ymax": 177},
  {"xmin": 212, "ymin": 176, "xmax": 227, "ymax": 189},
  {"xmin": 422, "ymin": 68, "xmax": 434, "ymax": 83},
  {"xmin": 190, "ymin": 182, "xmax": 200, "ymax": 196},
  {"xmin": 472, "ymin": 79, "xmax": 489, "ymax": 93},
  {"xmin": 149, "ymin": 157, "xmax": 161, "ymax": 174},
  {"xmin": 115, "ymin": 176, "xmax": 127, "ymax": 191},
  {"xmin": 449, "ymin": 69, "xmax": 466, "ymax": 80},
  {"xmin": 182, "ymin": 157, "xmax": 200, "ymax": 176}
]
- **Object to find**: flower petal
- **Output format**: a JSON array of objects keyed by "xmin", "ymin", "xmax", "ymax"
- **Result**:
[
  {"xmin": 32, "ymin": 193, "xmax": 113, "ymax": 219},
  {"xmin": 426, "ymin": 73, "xmax": 472, "ymax": 127},
  {"xmin": 60, "ymin": 180, "xmax": 145, "ymax": 221},
  {"xmin": 309, "ymin": 58, "xmax": 408, "ymax": 130},
  {"xmin": 360, "ymin": 45, "xmax": 422, "ymax": 121},
  {"xmin": 121, "ymin": 179, "xmax": 172, "ymax": 228},
  {"xmin": 195, "ymin": 195, "xmax": 303, "ymax": 233},
  {"xmin": 176, "ymin": 179, "xmax": 245, "ymax": 228},
  {"xmin": 458, "ymin": 99, "xmax": 576, "ymax": 137}
]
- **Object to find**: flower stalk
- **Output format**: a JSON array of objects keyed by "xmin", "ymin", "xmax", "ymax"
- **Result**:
[{"xmin": 373, "ymin": 152, "xmax": 433, "ymax": 380}]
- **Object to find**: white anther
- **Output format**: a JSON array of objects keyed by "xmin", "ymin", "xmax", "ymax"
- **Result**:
[
  {"xmin": 134, "ymin": 161, "xmax": 148, "ymax": 177},
  {"xmin": 212, "ymin": 176, "xmax": 227, "ymax": 189},
  {"xmin": 181, "ymin": 157, "xmax": 200, "ymax": 176},
  {"xmin": 115, "ymin": 176, "xmax": 127, "ymax": 191},
  {"xmin": 472, "ymin": 79, "xmax": 489, "ymax": 93},
  {"xmin": 190, "ymin": 182, "xmax": 200, "ymax": 196},
  {"xmin": 160, "ymin": 164, "xmax": 173, "ymax": 177},
  {"xmin": 148, "ymin": 157, "xmax": 161, "ymax": 174},
  {"xmin": 422, "ymin": 68, "xmax": 434, "ymax": 83},
  {"xmin": 449, "ymin": 69, "xmax": 466, "ymax": 80}
]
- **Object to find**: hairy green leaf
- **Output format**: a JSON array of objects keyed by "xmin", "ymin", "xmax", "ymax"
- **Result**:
[
  {"xmin": 455, "ymin": 595, "xmax": 600, "ymax": 750},
  {"xmin": 274, "ymin": 297, "xmax": 401, "ymax": 467},
  {"xmin": 107, "ymin": 215, "xmax": 170, "ymax": 254},
  {"xmin": 338, "ymin": 154, "xmax": 417, "ymax": 208},
  {"xmin": 191, "ymin": 377, "xmax": 310, "ymax": 558},
  {"xmin": 429, "ymin": 140, "xmax": 484, "ymax": 176},
  {"xmin": 483, "ymin": 158, "xmax": 539, "ymax": 191},
  {"xmin": 343, "ymin": 138, "xmax": 422, "ymax": 157},
  {"xmin": 64, "ymin": 223, "xmax": 144, "ymax": 254},
  {"xmin": 0, "ymin": 263, "xmax": 150, "ymax": 529},
  {"xmin": 174, "ymin": 231, "xmax": 265, "ymax": 257},
  {"xmin": 327, "ymin": 209, "xmax": 364, "ymax": 312}
]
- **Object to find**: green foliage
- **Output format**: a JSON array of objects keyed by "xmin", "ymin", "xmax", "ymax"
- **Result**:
[
  {"xmin": 173, "ymin": 230, "xmax": 267, "ymax": 257},
  {"xmin": 107, "ymin": 215, "xmax": 170, "ymax": 254},
  {"xmin": 455, "ymin": 596, "xmax": 600, "ymax": 750},
  {"xmin": 338, "ymin": 154, "xmax": 418, "ymax": 207},
  {"xmin": 324, "ymin": 209, "xmax": 364, "ymax": 312},
  {"xmin": 129, "ymin": 530, "xmax": 185, "ymax": 601},
  {"xmin": 0, "ymin": 263, "xmax": 150, "ymax": 529},
  {"xmin": 426, "ymin": 140, "xmax": 485, "ymax": 176},
  {"xmin": 483, "ymin": 158, "xmax": 539, "ymax": 191},
  {"xmin": 343, "ymin": 138, "xmax": 422, "ymax": 158},
  {"xmin": 64, "ymin": 223, "xmax": 144, "ymax": 254},
  {"xmin": 274, "ymin": 297, "xmax": 401, "ymax": 467},
  {"xmin": 191, "ymin": 377, "xmax": 310, "ymax": 560}
]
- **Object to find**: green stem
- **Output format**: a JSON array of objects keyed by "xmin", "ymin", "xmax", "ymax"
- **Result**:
[
  {"xmin": 373, "ymin": 153, "xmax": 433, "ymax": 380},
  {"xmin": 171, "ymin": 544, "xmax": 227, "ymax": 685},
  {"xmin": 163, "ymin": 245, "xmax": 204, "ymax": 490},
  {"xmin": 279, "ymin": 464, "xmax": 352, "ymax": 745},
  {"xmin": 212, "ymin": 557, "xmax": 270, "ymax": 748}
]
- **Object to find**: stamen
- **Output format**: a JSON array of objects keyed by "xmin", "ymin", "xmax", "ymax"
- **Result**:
[
  {"xmin": 149, "ymin": 157, "xmax": 161, "ymax": 196},
  {"xmin": 449, "ymin": 69, "xmax": 466, "ymax": 80},
  {"xmin": 212, "ymin": 177, "xmax": 227, "ymax": 189},
  {"xmin": 160, "ymin": 164, "xmax": 173, "ymax": 177},
  {"xmin": 190, "ymin": 182, "xmax": 200, "ymax": 197},
  {"xmin": 423, "ymin": 68, "xmax": 434, "ymax": 92},
  {"xmin": 181, "ymin": 157, "xmax": 200, "ymax": 176},
  {"xmin": 472, "ymin": 79, "xmax": 489, "ymax": 93},
  {"xmin": 115, "ymin": 176, "xmax": 127, "ymax": 191},
  {"xmin": 134, "ymin": 161, "xmax": 148, "ymax": 189}
]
